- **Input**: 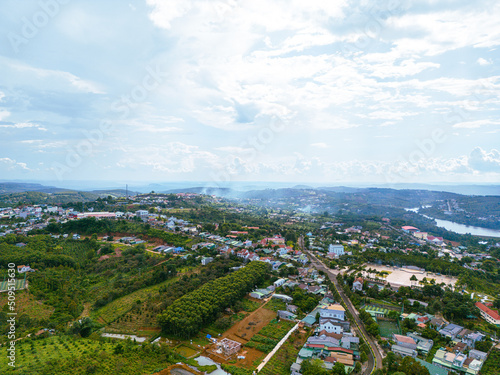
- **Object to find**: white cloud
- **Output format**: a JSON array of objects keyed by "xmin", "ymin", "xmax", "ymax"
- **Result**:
[
  {"xmin": 0, "ymin": 122, "xmax": 47, "ymax": 131},
  {"xmin": 453, "ymin": 119, "xmax": 500, "ymax": 128},
  {"xmin": 468, "ymin": 147, "xmax": 500, "ymax": 172},
  {"xmin": 0, "ymin": 157, "xmax": 31, "ymax": 171},
  {"xmin": 367, "ymin": 110, "xmax": 418, "ymax": 121},
  {"xmin": 0, "ymin": 110, "xmax": 10, "ymax": 121},
  {"xmin": 0, "ymin": 57, "xmax": 103, "ymax": 94},
  {"xmin": 477, "ymin": 57, "xmax": 492, "ymax": 66}
]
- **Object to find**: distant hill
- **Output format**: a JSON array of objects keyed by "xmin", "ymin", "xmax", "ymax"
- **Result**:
[
  {"xmin": 0, "ymin": 182, "xmax": 137, "ymax": 205},
  {"xmin": 0, "ymin": 182, "xmax": 67, "ymax": 195}
]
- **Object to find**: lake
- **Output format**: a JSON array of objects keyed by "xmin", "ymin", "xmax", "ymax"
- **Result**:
[{"xmin": 405, "ymin": 207, "xmax": 500, "ymax": 238}]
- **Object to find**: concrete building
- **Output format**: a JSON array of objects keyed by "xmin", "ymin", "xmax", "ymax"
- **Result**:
[
  {"xmin": 319, "ymin": 304, "xmax": 345, "ymax": 320},
  {"xmin": 328, "ymin": 244, "xmax": 344, "ymax": 258},
  {"xmin": 393, "ymin": 334, "xmax": 417, "ymax": 350},
  {"xmin": 391, "ymin": 344, "xmax": 417, "ymax": 358},
  {"xmin": 352, "ymin": 277, "xmax": 363, "ymax": 291},
  {"xmin": 475, "ymin": 302, "xmax": 500, "ymax": 326}
]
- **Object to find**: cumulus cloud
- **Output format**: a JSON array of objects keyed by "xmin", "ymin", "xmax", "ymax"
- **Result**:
[
  {"xmin": 0, "ymin": 109, "xmax": 10, "ymax": 121},
  {"xmin": 468, "ymin": 147, "xmax": 500, "ymax": 172},
  {"xmin": 477, "ymin": 58, "xmax": 492, "ymax": 66},
  {"xmin": 0, "ymin": 157, "xmax": 31, "ymax": 171}
]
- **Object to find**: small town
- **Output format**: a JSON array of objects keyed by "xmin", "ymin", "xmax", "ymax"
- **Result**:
[
  {"xmin": 0, "ymin": 190, "xmax": 499, "ymax": 375},
  {"xmin": 1, "ymin": 1, "xmax": 500, "ymax": 374}
]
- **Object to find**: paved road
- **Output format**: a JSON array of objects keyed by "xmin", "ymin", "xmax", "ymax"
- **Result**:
[
  {"xmin": 256, "ymin": 322, "xmax": 299, "ymax": 372},
  {"xmin": 307, "ymin": 251, "xmax": 384, "ymax": 375}
]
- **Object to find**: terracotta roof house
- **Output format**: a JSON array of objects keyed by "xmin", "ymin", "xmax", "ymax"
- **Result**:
[{"xmin": 475, "ymin": 302, "xmax": 500, "ymax": 326}]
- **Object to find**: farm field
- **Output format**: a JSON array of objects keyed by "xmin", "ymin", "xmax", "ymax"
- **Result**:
[
  {"xmin": 0, "ymin": 278, "xmax": 26, "ymax": 292},
  {"xmin": 258, "ymin": 328, "xmax": 309, "ymax": 375},
  {"xmin": 222, "ymin": 300, "xmax": 276, "ymax": 343},
  {"xmin": 245, "ymin": 319, "xmax": 295, "ymax": 352},
  {"xmin": 0, "ymin": 290, "xmax": 54, "ymax": 322},
  {"xmin": 92, "ymin": 276, "xmax": 180, "ymax": 325},
  {"xmin": 0, "ymin": 335, "xmax": 114, "ymax": 373}
]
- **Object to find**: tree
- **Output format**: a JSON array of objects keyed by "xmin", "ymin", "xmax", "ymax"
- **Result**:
[
  {"xmin": 399, "ymin": 356, "xmax": 430, "ymax": 375},
  {"xmin": 301, "ymin": 359, "xmax": 328, "ymax": 375},
  {"xmin": 71, "ymin": 317, "xmax": 95, "ymax": 338},
  {"xmin": 331, "ymin": 362, "xmax": 346, "ymax": 375},
  {"xmin": 493, "ymin": 298, "xmax": 500, "ymax": 309},
  {"xmin": 354, "ymin": 361, "xmax": 362, "ymax": 374},
  {"xmin": 410, "ymin": 274, "xmax": 418, "ymax": 286}
]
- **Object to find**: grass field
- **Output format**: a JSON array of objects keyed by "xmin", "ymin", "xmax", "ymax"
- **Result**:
[
  {"xmin": 378, "ymin": 320, "xmax": 400, "ymax": 338},
  {"xmin": 174, "ymin": 344, "xmax": 199, "ymax": 358},
  {"xmin": 263, "ymin": 298, "xmax": 287, "ymax": 312}
]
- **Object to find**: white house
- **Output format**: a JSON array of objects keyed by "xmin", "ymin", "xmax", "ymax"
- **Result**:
[
  {"xmin": 319, "ymin": 318, "xmax": 344, "ymax": 334},
  {"xmin": 274, "ymin": 278, "xmax": 287, "ymax": 288},
  {"xmin": 319, "ymin": 304, "xmax": 345, "ymax": 320},
  {"xmin": 352, "ymin": 277, "xmax": 363, "ymax": 291},
  {"xmin": 201, "ymin": 257, "xmax": 213, "ymax": 265},
  {"xmin": 328, "ymin": 244, "xmax": 344, "ymax": 258},
  {"xmin": 17, "ymin": 265, "xmax": 34, "ymax": 273},
  {"xmin": 135, "ymin": 210, "xmax": 149, "ymax": 217}
]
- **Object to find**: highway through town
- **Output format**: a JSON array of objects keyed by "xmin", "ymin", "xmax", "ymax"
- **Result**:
[{"xmin": 307, "ymin": 251, "xmax": 384, "ymax": 375}]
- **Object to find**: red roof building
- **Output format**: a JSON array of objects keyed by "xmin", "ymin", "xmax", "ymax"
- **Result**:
[{"xmin": 475, "ymin": 302, "xmax": 500, "ymax": 326}]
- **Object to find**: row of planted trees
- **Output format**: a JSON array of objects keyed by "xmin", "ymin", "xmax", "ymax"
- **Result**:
[{"xmin": 157, "ymin": 261, "xmax": 269, "ymax": 338}]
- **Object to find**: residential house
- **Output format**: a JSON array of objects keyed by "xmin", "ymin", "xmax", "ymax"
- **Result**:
[
  {"xmin": 327, "ymin": 244, "xmax": 345, "ymax": 258},
  {"xmin": 272, "ymin": 294, "xmax": 293, "ymax": 303},
  {"xmin": 393, "ymin": 334, "xmax": 417, "ymax": 350},
  {"xmin": 462, "ymin": 332, "xmax": 485, "ymax": 349},
  {"xmin": 201, "ymin": 257, "xmax": 213, "ymax": 265},
  {"xmin": 430, "ymin": 317, "xmax": 447, "ymax": 330},
  {"xmin": 319, "ymin": 318, "xmax": 344, "ymax": 334},
  {"xmin": 439, "ymin": 323, "xmax": 464, "ymax": 339},
  {"xmin": 432, "ymin": 349, "xmax": 468, "ymax": 373},
  {"xmin": 352, "ymin": 277, "xmax": 363, "ymax": 291},
  {"xmin": 278, "ymin": 310, "xmax": 297, "ymax": 321},
  {"xmin": 274, "ymin": 278, "xmax": 287, "ymax": 288},
  {"xmin": 407, "ymin": 333, "xmax": 433, "ymax": 355},
  {"xmin": 319, "ymin": 304, "xmax": 345, "ymax": 320},
  {"xmin": 391, "ymin": 344, "xmax": 417, "ymax": 358},
  {"xmin": 468, "ymin": 349, "xmax": 487, "ymax": 361},
  {"xmin": 17, "ymin": 265, "xmax": 34, "ymax": 273}
]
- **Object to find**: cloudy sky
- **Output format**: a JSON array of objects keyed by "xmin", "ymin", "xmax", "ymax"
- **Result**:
[{"xmin": 1, "ymin": 0, "xmax": 500, "ymax": 186}]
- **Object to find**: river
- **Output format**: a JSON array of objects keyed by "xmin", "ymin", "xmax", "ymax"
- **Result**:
[{"xmin": 405, "ymin": 207, "xmax": 500, "ymax": 238}]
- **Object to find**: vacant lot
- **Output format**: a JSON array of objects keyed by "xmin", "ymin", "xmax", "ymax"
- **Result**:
[{"xmin": 222, "ymin": 301, "xmax": 276, "ymax": 343}]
